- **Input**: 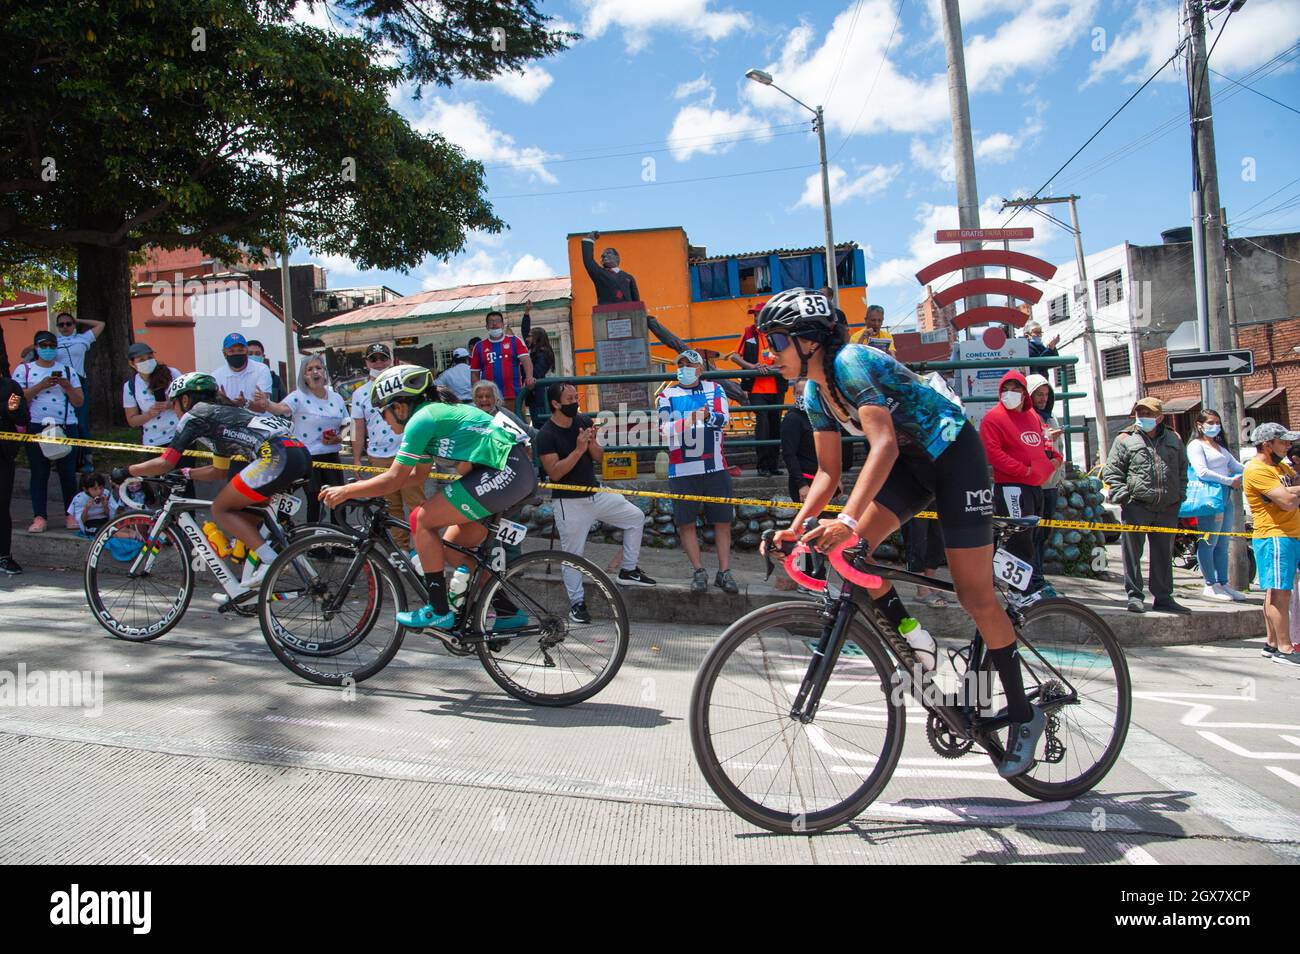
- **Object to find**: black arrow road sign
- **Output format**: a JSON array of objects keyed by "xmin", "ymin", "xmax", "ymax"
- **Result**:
[{"xmin": 1166, "ymin": 349, "xmax": 1254, "ymax": 381}]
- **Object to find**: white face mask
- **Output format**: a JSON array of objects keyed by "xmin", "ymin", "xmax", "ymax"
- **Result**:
[
  {"xmin": 488, "ymin": 328, "xmax": 505, "ymax": 341},
  {"xmin": 1001, "ymin": 392, "xmax": 1023, "ymax": 410},
  {"xmin": 135, "ymin": 358, "xmax": 157, "ymax": 375},
  {"xmin": 369, "ymin": 367, "xmax": 382, "ymax": 379}
]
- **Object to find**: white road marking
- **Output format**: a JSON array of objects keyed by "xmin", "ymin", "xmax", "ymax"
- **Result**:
[
  {"xmin": 1266, "ymin": 767, "xmax": 1300, "ymax": 790},
  {"xmin": 1116, "ymin": 842, "xmax": 1161, "ymax": 865}
]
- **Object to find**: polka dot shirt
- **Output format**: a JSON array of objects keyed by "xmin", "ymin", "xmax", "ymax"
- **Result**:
[
  {"xmin": 285, "ymin": 387, "xmax": 349, "ymax": 455},
  {"xmin": 350, "ymin": 380, "xmax": 402, "ymax": 459},
  {"xmin": 122, "ymin": 368, "xmax": 182, "ymax": 446}
]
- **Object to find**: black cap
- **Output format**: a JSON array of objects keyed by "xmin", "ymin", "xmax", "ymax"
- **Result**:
[
  {"xmin": 34, "ymin": 330, "xmax": 56, "ymax": 346},
  {"xmin": 365, "ymin": 342, "xmax": 392, "ymax": 358}
]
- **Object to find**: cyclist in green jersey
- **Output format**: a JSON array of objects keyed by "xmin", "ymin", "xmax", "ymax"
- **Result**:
[{"xmin": 319, "ymin": 364, "xmax": 537, "ymax": 631}]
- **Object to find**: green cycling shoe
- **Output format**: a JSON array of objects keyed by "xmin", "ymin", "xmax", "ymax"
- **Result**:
[
  {"xmin": 396, "ymin": 604, "xmax": 456, "ymax": 631},
  {"xmin": 491, "ymin": 610, "xmax": 530, "ymax": 632}
]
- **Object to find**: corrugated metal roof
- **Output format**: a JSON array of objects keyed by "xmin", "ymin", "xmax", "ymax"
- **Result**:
[
  {"xmin": 689, "ymin": 242, "xmax": 858, "ymax": 264},
  {"xmin": 311, "ymin": 276, "xmax": 571, "ymax": 330}
]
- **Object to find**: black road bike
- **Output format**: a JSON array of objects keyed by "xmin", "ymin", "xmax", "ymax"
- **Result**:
[
  {"xmin": 85, "ymin": 472, "xmax": 323, "ymax": 640},
  {"xmin": 689, "ymin": 515, "xmax": 1131, "ymax": 834},
  {"xmin": 256, "ymin": 496, "xmax": 631, "ymax": 705}
]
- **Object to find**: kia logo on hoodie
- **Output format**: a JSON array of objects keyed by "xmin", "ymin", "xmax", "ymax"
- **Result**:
[{"xmin": 1021, "ymin": 431, "xmax": 1043, "ymax": 447}]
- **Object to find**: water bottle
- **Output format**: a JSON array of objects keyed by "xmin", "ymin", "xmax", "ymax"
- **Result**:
[
  {"xmin": 202, "ymin": 520, "xmax": 232, "ymax": 557},
  {"xmin": 654, "ymin": 451, "xmax": 669, "ymax": 479},
  {"xmin": 448, "ymin": 565, "xmax": 472, "ymax": 614},
  {"xmin": 898, "ymin": 617, "xmax": 937, "ymax": 673},
  {"xmin": 408, "ymin": 550, "xmax": 423, "ymax": 574}
]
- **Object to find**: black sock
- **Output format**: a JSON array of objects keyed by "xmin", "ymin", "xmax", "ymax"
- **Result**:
[
  {"xmin": 872, "ymin": 586, "xmax": 909, "ymax": 631},
  {"xmin": 423, "ymin": 572, "xmax": 449, "ymax": 615},
  {"xmin": 492, "ymin": 591, "xmax": 518, "ymax": 615},
  {"xmin": 987, "ymin": 645, "xmax": 1033, "ymax": 723}
]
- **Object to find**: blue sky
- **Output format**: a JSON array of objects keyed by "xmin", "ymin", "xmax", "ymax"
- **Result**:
[{"xmin": 297, "ymin": 0, "xmax": 1300, "ymax": 332}]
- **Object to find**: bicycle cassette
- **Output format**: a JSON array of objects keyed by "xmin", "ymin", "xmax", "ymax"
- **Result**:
[{"xmin": 926, "ymin": 713, "xmax": 974, "ymax": 759}]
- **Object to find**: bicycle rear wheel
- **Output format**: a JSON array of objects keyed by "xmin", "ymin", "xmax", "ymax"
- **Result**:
[
  {"xmin": 689, "ymin": 602, "xmax": 906, "ymax": 834},
  {"xmin": 981, "ymin": 598, "xmax": 1131, "ymax": 800},
  {"xmin": 84, "ymin": 511, "xmax": 193, "ymax": 641},
  {"xmin": 257, "ymin": 532, "xmax": 405, "ymax": 685},
  {"xmin": 473, "ymin": 550, "xmax": 629, "ymax": 706}
]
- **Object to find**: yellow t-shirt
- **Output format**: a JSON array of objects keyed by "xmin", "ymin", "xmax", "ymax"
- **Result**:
[
  {"xmin": 851, "ymin": 327, "xmax": 894, "ymax": 354},
  {"xmin": 1243, "ymin": 457, "xmax": 1300, "ymax": 538}
]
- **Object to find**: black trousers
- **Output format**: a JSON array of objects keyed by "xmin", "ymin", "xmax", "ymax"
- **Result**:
[
  {"xmin": 0, "ymin": 453, "xmax": 14, "ymax": 556},
  {"xmin": 1120, "ymin": 502, "xmax": 1178, "ymax": 601},
  {"xmin": 306, "ymin": 452, "xmax": 344, "ymax": 524},
  {"xmin": 1031, "ymin": 487, "xmax": 1059, "ymax": 588},
  {"xmin": 755, "ymin": 406, "xmax": 783, "ymax": 472},
  {"xmin": 993, "ymin": 482, "xmax": 1044, "ymax": 571}
]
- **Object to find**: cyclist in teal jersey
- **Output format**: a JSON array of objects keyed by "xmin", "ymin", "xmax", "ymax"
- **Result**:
[
  {"xmin": 319, "ymin": 364, "xmax": 536, "ymax": 631},
  {"xmin": 756, "ymin": 288, "xmax": 1046, "ymax": 778}
]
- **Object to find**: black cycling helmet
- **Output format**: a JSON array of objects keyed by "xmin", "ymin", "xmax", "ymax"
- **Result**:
[{"xmin": 754, "ymin": 288, "xmax": 838, "ymax": 341}]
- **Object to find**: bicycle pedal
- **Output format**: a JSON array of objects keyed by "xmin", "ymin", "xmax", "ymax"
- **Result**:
[{"xmin": 429, "ymin": 631, "xmax": 474, "ymax": 657}]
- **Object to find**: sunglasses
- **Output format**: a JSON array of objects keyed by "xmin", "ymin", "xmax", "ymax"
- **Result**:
[
  {"xmin": 767, "ymin": 332, "xmax": 793, "ymax": 353},
  {"xmin": 57, "ymin": 322, "xmax": 74, "ymax": 328},
  {"xmin": 366, "ymin": 354, "xmax": 390, "ymax": 364}
]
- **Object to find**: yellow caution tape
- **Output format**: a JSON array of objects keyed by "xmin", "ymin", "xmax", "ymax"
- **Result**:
[{"xmin": 0, "ymin": 431, "xmax": 1253, "ymax": 538}]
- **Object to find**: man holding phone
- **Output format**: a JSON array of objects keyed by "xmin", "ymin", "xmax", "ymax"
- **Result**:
[{"xmin": 536, "ymin": 382, "xmax": 655, "ymax": 623}]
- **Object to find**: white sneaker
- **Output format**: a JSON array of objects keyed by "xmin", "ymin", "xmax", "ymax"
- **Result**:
[
  {"xmin": 1201, "ymin": 584, "xmax": 1233, "ymax": 602},
  {"xmin": 1216, "ymin": 583, "xmax": 1248, "ymax": 601},
  {"xmin": 211, "ymin": 587, "xmax": 249, "ymax": 605},
  {"xmin": 240, "ymin": 560, "xmax": 269, "ymax": 589}
]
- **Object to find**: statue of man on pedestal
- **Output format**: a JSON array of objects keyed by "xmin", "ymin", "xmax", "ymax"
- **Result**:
[{"xmin": 581, "ymin": 231, "xmax": 640, "ymax": 304}]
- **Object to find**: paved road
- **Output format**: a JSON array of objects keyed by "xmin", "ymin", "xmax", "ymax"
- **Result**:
[{"xmin": 1, "ymin": 568, "xmax": 1297, "ymax": 864}]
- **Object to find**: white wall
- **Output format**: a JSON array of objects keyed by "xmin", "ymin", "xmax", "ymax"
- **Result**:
[
  {"xmin": 190, "ymin": 284, "xmax": 299, "ymax": 379},
  {"xmin": 1026, "ymin": 242, "xmax": 1139, "ymax": 463}
]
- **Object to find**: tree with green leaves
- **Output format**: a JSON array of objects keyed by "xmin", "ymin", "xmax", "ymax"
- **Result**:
[{"xmin": 0, "ymin": 0, "xmax": 574, "ymax": 427}]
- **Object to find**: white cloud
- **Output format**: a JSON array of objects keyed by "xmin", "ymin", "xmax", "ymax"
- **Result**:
[
  {"xmin": 1086, "ymin": 0, "xmax": 1300, "ymax": 87},
  {"xmin": 316, "ymin": 252, "xmax": 361, "ymax": 277},
  {"xmin": 674, "ymin": 74, "xmax": 712, "ymax": 99},
  {"xmin": 739, "ymin": 0, "xmax": 1097, "ymax": 140},
  {"xmin": 420, "ymin": 250, "xmax": 557, "ymax": 290},
  {"xmin": 667, "ymin": 103, "xmax": 771, "ymax": 160},
  {"xmin": 576, "ymin": 0, "xmax": 750, "ymax": 53},
  {"xmin": 794, "ymin": 163, "xmax": 901, "ymax": 209},
  {"xmin": 492, "ymin": 66, "xmax": 554, "ymax": 104},
  {"xmin": 910, "ymin": 111, "xmax": 1046, "ymax": 183},
  {"xmin": 408, "ymin": 97, "xmax": 558, "ymax": 183}
]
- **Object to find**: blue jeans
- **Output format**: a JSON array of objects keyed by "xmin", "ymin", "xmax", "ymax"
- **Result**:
[
  {"xmin": 26, "ymin": 423, "xmax": 80, "ymax": 520},
  {"xmin": 1195, "ymin": 509, "xmax": 1232, "ymax": 585}
]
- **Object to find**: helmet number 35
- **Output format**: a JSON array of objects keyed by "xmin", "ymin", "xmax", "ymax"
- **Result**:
[{"xmin": 800, "ymin": 295, "xmax": 831, "ymax": 317}]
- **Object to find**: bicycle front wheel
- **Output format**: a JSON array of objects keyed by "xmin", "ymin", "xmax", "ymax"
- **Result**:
[
  {"xmin": 982, "ymin": 598, "xmax": 1131, "ymax": 800},
  {"xmin": 85, "ymin": 511, "xmax": 193, "ymax": 641},
  {"xmin": 689, "ymin": 602, "xmax": 906, "ymax": 834},
  {"xmin": 472, "ymin": 550, "xmax": 629, "ymax": 706},
  {"xmin": 257, "ymin": 532, "xmax": 405, "ymax": 685}
]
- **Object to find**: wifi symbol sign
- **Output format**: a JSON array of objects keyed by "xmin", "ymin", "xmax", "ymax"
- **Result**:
[{"xmin": 915, "ymin": 245, "xmax": 1058, "ymax": 331}]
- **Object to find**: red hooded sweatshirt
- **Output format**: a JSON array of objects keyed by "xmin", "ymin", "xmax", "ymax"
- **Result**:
[{"xmin": 980, "ymin": 369, "xmax": 1058, "ymax": 485}]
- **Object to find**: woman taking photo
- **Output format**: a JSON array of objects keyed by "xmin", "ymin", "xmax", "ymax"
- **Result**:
[
  {"xmin": 1187, "ymin": 408, "xmax": 1246, "ymax": 601},
  {"xmin": 122, "ymin": 343, "xmax": 182, "ymax": 449},
  {"xmin": 16, "ymin": 330, "xmax": 83, "ymax": 532},
  {"xmin": 254, "ymin": 354, "xmax": 348, "ymax": 523}
]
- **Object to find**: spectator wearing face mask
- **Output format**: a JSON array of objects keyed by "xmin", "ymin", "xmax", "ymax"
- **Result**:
[
  {"xmin": 122, "ymin": 343, "xmax": 182, "ymax": 449},
  {"xmin": 1243, "ymin": 423, "xmax": 1300, "ymax": 666},
  {"xmin": 0, "ymin": 370, "xmax": 28, "ymax": 573},
  {"xmin": 1102, "ymin": 397, "xmax": 1190, "ymax": 614},
  {"xmin": 68, "ymin": 472, "xmax": 119, "ymax": 536},
  {"xmin": 979, "ymin": 369, "xmax": 1061, "ymax": 598},
  {"xmin": 17, "ymin": 330, "xmax": 84, "ymax": 533},
  {"xmin": 349, "ymin": 343, "xmax": 417, "ymax": 548},
  {"xmin": 657, "ymin": 349, "xmax": 738, "ymax": 595},
  {"xmin": 1023, "ymin": 322, "xmax": 1061, "ymax": 359},
  {"xmin": 1025, "ymin": 374, "xmax": 1066, "ymax": 596},
  {"xmin": 212, "ymin": 332, "xmax": 272, "ymax": 407},
  {"xmin": 256, "ymin": 354, "xmax": 348, "ymax": 524},
  {"xmin": 470, "ymin": 311, "xmax": 533, "ymax": 411},
  {"xmin": 245, "ymin": 339, "xmax": 286, "ymax": 402},
  {"xmin": 1186, "ymin": 408, "xmax": 1246, "ymax": 602},
  {"xmin": 53, "ymin": 311, "xmax": 105, "ymax": 472}
]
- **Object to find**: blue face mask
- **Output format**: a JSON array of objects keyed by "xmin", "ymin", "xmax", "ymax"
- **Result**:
[
  {"xmin": 677, "ymin": 367, "xmax": 699, "ymax": 387},
  {"xmin": 1136, "ymin": 417, "xmax": 1158, "ymax": 432},
  {"xmin": 36, "ymin": 346, "xmax": 58, "ymax": 361},
  {"xmin": 1202, "ymin": 424, "xmax": 1221, "ymax": 438}
]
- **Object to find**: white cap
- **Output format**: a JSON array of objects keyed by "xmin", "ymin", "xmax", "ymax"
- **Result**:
[{"xmin": 452, "ymin": 347, "xmax": 469, "ymax": 359}]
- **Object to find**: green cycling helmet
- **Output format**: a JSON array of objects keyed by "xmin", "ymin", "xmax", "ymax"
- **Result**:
[
  {"xmin": 370, "ymin": 364, "xmax": 435, "ymax": 408},
  {"xmin": 166, "ymin": 371, "xmax": 218, "ymax": 401}
]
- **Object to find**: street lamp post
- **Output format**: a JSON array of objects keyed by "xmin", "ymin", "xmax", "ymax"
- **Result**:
[{"xmin": 745, "ymin": 69, "xmax": 838, "ymax": 303}]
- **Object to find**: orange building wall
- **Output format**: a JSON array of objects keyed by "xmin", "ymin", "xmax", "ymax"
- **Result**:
[{"xmin": 567, "ymin": 227, "xmax": 869, "ymax": 387}]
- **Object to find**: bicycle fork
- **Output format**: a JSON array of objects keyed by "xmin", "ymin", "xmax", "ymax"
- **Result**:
[{"xmin": 788, "ymin": 600, "xmax": 852, "ymax": 723}]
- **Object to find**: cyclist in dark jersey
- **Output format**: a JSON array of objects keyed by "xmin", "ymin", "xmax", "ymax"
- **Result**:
[
  {"xmin": 113, "ymin": 372, "xmax": 311, "ymax": 590},
  {"xmin": 319, "ymin": 364, "xmax": 537, "ymax": 632},
  {"xmin": 756, "ymin": 288, "xmax": 1046, "ymax": 778}
]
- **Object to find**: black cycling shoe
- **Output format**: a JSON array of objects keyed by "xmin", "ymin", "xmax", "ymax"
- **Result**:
[
  {"xmin": 568, "ymin": 601, "xmax": 592, "ymax": 625},
  {"xmin": 0, "ymin": 555, "xmax": 23, "ymax": 575}
]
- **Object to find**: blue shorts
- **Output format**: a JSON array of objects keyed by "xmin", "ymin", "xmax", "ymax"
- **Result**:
[{"xmin": 1252, "ymin": 536, "xmax": 1300, "ymax": 591}]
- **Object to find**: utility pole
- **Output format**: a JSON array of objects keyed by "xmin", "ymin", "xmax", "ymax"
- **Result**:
[
  {"xmin": 1187, "ymin": 0, "xmax": 1248, "ymax": 584},
  {"xmin": 814, "ymin": 106, "xmax": 838, "ymax": 304},
  {"xmin": 1001, "ymin": 194, "xmax": 1110, "ymax": 463},
  {"xmin": 939, "ymin": 0, "xmax": 985, "ymax": 326},
  {"xmin": 279, "ymin": 166, "xmax": 297, "ymax": 383}
]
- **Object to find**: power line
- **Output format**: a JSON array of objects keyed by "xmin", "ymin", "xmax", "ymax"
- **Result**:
[
  {"xmin": 1208, "ymin": 65, "xmax": 1300, "ymax": 115},
  {"xmin": 1235, "ymin": 236, "xmax": 1300, "ymax": 265},
  {"xmin": 824, "ymin": 0, "xmax": 868, "ymax": 106},
  {"xmin": 492, "ymin": 162, "xmax": 820, "ymax": 199},
  {"xmin": 832, "ymin": 0, "xmax": 907, "ymax": 160}
]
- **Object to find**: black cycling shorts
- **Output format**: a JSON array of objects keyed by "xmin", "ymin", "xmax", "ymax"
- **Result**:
[
  {"xmin": 872, "ymin": 421, "xmax": 994, "ymax": 550},
  {"xmin": 441, "ymin": 442, "xmax": 538, "ymax": 520},
  {"xmin": 231, "ymin": 439, "xmax": 312, "ymax": 503}
]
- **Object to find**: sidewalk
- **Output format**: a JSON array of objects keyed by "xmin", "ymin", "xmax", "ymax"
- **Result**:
[{"xmin": 6, "ymin": 468, "xmax": 1265, "ymax": 645}]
